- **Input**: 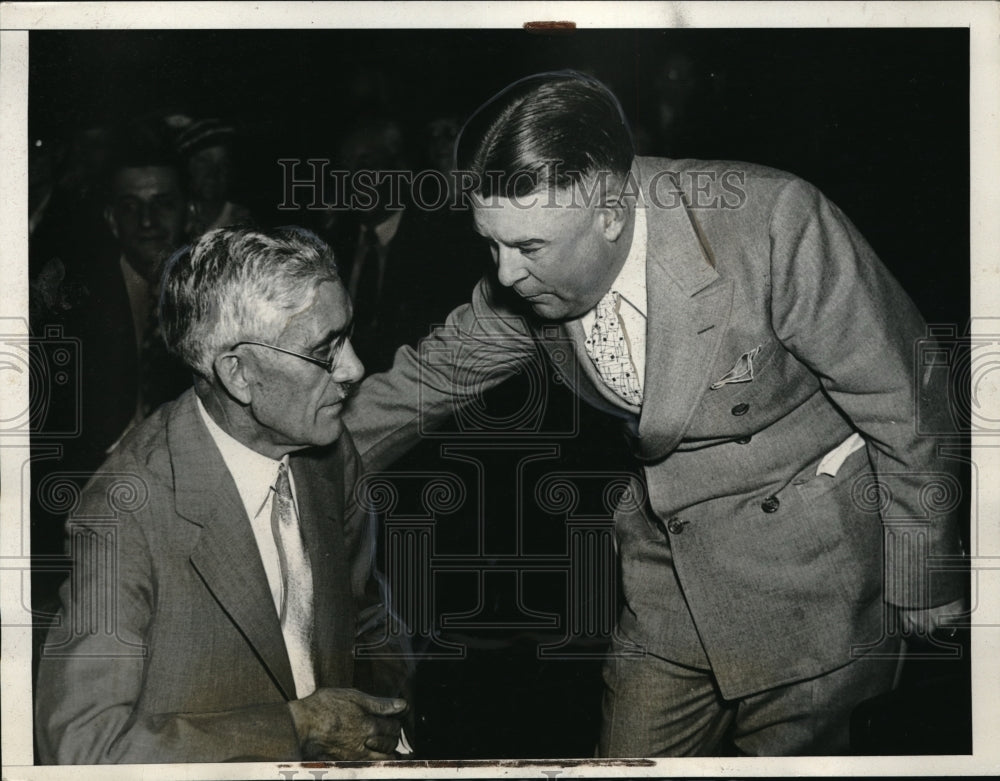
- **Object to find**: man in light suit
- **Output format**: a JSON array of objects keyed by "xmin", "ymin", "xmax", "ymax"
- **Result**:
[
  {"xmin": 343, "ymin": 71, "xmax": 966, "ymax": 755},
  {"xmin": 35, "ymin": 226, "xmax": 409, "ymax": 763}
]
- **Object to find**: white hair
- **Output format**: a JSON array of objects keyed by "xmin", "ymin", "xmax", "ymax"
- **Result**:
[{"xmin": 160, "ymin": 226, "xmax": 339, "ymax": 378}]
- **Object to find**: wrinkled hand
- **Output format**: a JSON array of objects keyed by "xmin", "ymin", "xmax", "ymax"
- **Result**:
[
  {"xmin": 288, "ymin": 687, "xmax": 407, "ymax": 760},
  {"xmin": 898, "ymin": 597, "xmax": 967, "ymax": 637}
]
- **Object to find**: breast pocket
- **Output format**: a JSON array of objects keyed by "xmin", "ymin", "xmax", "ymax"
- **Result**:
[
  {"xmin": 707, "ymin": 339, "xmax": 779, "ymax": 395},
  {"xmin": 698, "ymin": 335, "xmax": 822, "ymax": 439},
  {"xmin": 693, "ymin": 338, "xmax": 786, "ymax": 436}
]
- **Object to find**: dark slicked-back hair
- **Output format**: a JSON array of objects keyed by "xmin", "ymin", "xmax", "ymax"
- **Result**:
[{"xmin": 455, "ymin": 70, "xmax": 635, "ymax": 200}]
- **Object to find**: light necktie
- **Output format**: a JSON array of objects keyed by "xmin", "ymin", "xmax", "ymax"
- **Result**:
[
  {"xmin": 585, "ymin": 291, "xmax": 643, "ymax": 406},
  {"xmin": 271, "ymin": 462, "xmax": 316, "ymax": 697}
]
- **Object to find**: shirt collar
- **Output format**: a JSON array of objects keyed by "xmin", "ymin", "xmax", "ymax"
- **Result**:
[
  {"xmin": 611, "ymin": 199, "xmax": 647, "ymax": 316},
  {"xmin": 119, "ymin": 253, "xmax": 152, "ymax": 295},
  {"xmin": 196, "ymin": 396, "xmax": 286, "ymax": 520},
  {"xmin": 367, "ymin": 209, "xmax": 404, "ymax": 247}
]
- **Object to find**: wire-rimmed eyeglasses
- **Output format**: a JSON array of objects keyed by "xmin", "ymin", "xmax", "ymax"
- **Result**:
[{"xmin": 232, "ymin": 326, "xmax": 353, "ymax": 375}]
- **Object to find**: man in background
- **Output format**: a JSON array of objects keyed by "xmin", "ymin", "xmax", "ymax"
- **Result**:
[
  {"xmin": 173, "ymin": 115, "xmax": 253, "ymax": 235},
  {"xmin": 31, "ymin": 124, "xmax": 193, "ymax": 469},
  {"xmin": 29, "ymin": 125, "xmax": 196, "ymax": 649},
  {"xmin": 319, "ymin": 116, "xmax": 483, "ymax": 373},
  {"xmin": 102, "ymin": 137, "xmax": 194, "ymax": 431}
]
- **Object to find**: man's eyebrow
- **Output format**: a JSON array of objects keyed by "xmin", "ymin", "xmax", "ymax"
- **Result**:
[
  {"xmin": 477, "ymin": 233, "xmax": 545, "ymax": 247},
  {"xmin": 307, "ymin": 323, "xmax": 351, "ymax": 352},
  {"xmin": 498, "ymin": 238, "xmax": 545, "ymax": 250},
  {"xmin": 471, "ymin": 225, "xmax": 544, "ymax": 247}
]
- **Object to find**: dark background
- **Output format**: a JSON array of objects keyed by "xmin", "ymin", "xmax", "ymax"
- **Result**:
[
  {"xmin": 29, "ymin": 28, "xmax": 969, "ymax": 323},
  {"xmin": 28, "ymin": 28, "xmax": 970, "ymax": 759}
]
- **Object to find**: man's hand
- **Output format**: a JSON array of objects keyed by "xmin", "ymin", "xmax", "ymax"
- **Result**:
[
  {"xmin": 288, "ymin": 688, "xmax": 407, "ymax": 760},
  {"xmin": 898, "ymin": 597, "xmax": 967, "ymax": 637}
]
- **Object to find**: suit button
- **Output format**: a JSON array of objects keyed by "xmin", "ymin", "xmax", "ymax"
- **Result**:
[
  {"xmin": 731, "ymin": 402, "xmax": 750, "ymax": 416},
  {"xmin": 761, "ymin": 495, "xmax": 780, "ymax": 513},
  {"xmin": 666, "ymin": 517, "xmax": 688, "ymax": 534},
  {"xmin": 736, "ymin": 435, "xmax": 752, "ymax": 444}
]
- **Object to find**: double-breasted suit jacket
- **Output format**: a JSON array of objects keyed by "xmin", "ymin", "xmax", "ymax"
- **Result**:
[
  {"xmin": 343, "ymin": 157, "xmax": 964, "ymax": 699},
  {"xmin": 35, "ymin": 390, "xmax": 392, "ymax": 763}
]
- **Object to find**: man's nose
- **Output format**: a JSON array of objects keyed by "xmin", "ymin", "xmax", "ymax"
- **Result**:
[
  {"xmin": 138, "ymin": 202, "xmax": 155, "ymax": 227},
  {"xmin": 333, "ymin": 338, "xmax": 365, "ymax": 385},
  {"xmin": 495, "ymin": 246, "xmax": 529, "ymax": 288}
]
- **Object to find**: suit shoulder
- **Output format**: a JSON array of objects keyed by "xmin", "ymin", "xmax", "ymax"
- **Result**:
[
  {"xmin": 639, "ymin": 155, "xmax": 801, "ymax": 185},
  {"xmin": 74, "ymin": 400, "xmax": 181, "ymax": 528},
  {"xmin": 637, "ymin": 156, "xmax": 830, "ymax": 224}
]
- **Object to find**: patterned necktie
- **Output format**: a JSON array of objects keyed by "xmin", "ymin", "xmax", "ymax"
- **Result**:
[
  {"xmin": 585, "ymin": 291, "xmax": 643, "ymax": 405},
  {"xmin": 271, "ymin": 462, "xmax": 316, "ymax": 697}
]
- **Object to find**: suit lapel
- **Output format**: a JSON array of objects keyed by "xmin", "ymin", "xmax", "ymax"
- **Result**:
[
  {"xmin": 289, "ymin": 450, "xmax": 353, "ymax": 688},
  {"xmin": 169, "ymin": 392, "xmax": 297, "ymax": 700},
  {"xmin": 539, "ymin": 158, "xmax": 736, "ymax": 455},
  {"xmin": 538, "ymin": 159, "xmax": 735, "ymax": 445},
  {"xmin": 635, "ymin": 158, "xmax": 733, "ymax": 459}
]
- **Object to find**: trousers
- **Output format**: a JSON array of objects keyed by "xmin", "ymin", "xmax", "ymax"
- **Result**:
[{"xmin": 598, "ymin": 634, "xmax": 901, "ymax": 756}]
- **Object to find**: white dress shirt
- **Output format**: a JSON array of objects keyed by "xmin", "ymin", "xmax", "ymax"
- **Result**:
[{"xmin": 195, "ymin": 397, "xmax": 316, "ymax": 697}]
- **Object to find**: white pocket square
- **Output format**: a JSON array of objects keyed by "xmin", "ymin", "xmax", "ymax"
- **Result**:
[
  {"xmin": 710, "ymin": 345, "xmax": 762, "ymax": 390},
  {"xmin": 816, "ymin": 432, "xmax": 866, "ymax": 477}
]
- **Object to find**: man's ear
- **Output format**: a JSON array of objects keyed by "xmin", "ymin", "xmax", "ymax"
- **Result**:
[
  {"xmin": 599, "ymin": 197, "xmax": 629, "ymax": 243},
  {"xmin": 104, "ymin": 205, "xmax": 120, "ymax": 241},
  {"xmin": 213, "ymin": 351, "xmax": 253, "ymax": 405}
]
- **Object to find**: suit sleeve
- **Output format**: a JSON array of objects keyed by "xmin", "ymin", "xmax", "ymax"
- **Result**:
[
  {"xmin": 767, "ymin": 177, "xmax": 964, "ymax": 609},
  {"xmin": 34, "ymin": 503, "xmax": 301, "ymax": 764},
  {"xmin": 344, "ymin": 276, "xmax": 538, "ymax": 474}
]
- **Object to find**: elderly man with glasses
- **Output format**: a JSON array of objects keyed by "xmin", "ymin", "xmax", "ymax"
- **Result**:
[{"xmin": 35, "ymin": 225, "xmax": 410, "ymax": 764}]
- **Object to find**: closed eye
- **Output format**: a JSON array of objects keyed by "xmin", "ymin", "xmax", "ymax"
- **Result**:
[
  {"xmin": 308, "ymin": 323, "xmax": 354, "ymax": 361},
  {"xmin": 513, "ymin": 239, "xmax": 545, "ymax": 254}
]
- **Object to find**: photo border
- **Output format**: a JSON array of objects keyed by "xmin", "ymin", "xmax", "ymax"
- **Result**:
[{"xmin": 2, "ymin": 2, "xmax": 998, "ymax": 778}]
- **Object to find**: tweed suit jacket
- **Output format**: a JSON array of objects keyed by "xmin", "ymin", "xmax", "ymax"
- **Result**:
[
  {"xmin": 343, "ymin": 157, "xmax": 964, "ymax": 699},
  {"xmin": 35, "ymin": 389, "xmax": 387, "ymax": 763}
]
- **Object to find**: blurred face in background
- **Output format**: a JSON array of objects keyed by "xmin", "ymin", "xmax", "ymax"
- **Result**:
[
  {"xmin": 186, "ymin": 144, "xmax": 233, "ymax": 205},
  {"xmin": 106, "ymin": 165, "xmax": 188, "ymax": 283},
  {"xmin": 338, "ymin": 120, "xmax": 406, "ymax": 225}
]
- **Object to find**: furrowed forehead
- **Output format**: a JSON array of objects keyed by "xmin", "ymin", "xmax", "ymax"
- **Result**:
[{"xmin": 472, "ymin": 186, "xmax": 595, "ymax": 241}]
